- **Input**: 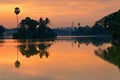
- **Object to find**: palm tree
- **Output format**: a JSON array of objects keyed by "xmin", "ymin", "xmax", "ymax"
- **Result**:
[
  {"xmin": 14, "ymin": 7, "xmax": 20, "ymax": 28},
  {"xmin": 13, "ymin": 17, "xmax": 56, "ymax": 39}
]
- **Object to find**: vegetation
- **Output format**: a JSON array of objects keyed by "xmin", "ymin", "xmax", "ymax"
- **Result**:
[
  {"xmin": 96, "ymin": 10, "xmax": 120, "ymax": 38},
  {"xmin": 71, "ymin": 24, "xmax": 109, "ymax": 36},
  {"xmin": 0, "ymin": 25, "xmax": 5, "ymax": 38},
  {"xmin": 13, "ymin": 17, "xmax": 56, "ymax": 39},
  {"xmin": 62, "ymin": 9, "xmax": 120, "ymax": 42},
  {"xmin": 3, "ymin": 10, "xmax": 120, "ymax": 38}
]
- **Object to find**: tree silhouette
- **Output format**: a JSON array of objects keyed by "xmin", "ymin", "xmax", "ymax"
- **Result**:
[
  {"xmin": 13, "ymin": 17, "xmax": 38, "ymax": 39},
  {"xmin": 13, "ymin": 17, "xmax": 56, "ymax": 39},
  {"xmin": 34, "ymin": 17, "xmax": 56, "ymax": 39},
  {"xmin": 0, "ymin": 25, "xmax": 5, "ymax": 38},
  {"xmin": 97, "ymin": 9, "xmax": 120, "ymax": 38},
  {"xmin": 14, "ymin": 7, "xmax": 20, "ymax": 28},
  {"xmin": 14, "ymin": 7, "xmax": 20, "ymax": 15}
]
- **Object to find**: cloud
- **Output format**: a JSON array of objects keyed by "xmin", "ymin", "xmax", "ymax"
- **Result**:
[{"xmin": 0, "ymin": 0, "xmax": 27, "ymax": 4}]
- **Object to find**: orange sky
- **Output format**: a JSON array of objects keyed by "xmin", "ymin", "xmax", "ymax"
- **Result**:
[{"xmin": 0, "ymin": 0, "xmax": 120, "ymax": 28}]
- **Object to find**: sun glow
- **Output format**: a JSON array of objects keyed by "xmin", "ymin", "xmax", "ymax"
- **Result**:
[{"xmin": 0, "ymin": 0, "xmax": 120, "ymax": 28}]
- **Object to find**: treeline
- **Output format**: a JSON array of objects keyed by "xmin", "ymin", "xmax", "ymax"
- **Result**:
[
  {"xmin": 72, "ymin": 24, "xmax": 109, "ymax": 36},
  {"xmin": 53, "ymin": 24, "xmax": 109, "ymax": 36},
  {"xmin": 0, "ymin": 25, "xmax": 5, "ymax": 38},
  {"xmin": 0, "ymin": 17, "xmax": 56, "ymax": 39}
]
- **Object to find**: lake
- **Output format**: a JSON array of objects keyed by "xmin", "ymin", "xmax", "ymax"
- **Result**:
[{"xmin": 0, "ymin": 36, "xmax": 120, "ymax": 80}]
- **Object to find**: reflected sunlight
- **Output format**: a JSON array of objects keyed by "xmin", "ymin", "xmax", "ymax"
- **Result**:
[{"xmin": 0, "ymin": 38, "xmax": 120, "ymax": 80}]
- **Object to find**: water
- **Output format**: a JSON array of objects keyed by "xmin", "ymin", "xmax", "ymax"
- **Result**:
[{"xmin": 0, "ymin": 36, "xmax": 120, "ymax": 80}]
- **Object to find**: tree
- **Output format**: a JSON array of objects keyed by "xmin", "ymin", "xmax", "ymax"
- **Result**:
[
  {"xmin": 14, "ymin": 7, "xmax": 20, "ymax": 28},
  {"xmin": 13, "ymin": 17, "xmax": 56, "ymax": 39},
  {"xmin": 97, "ymin": 10, "xmax": 120, "ymax": 38},
  {"xmin": 0, "ymin": 25, "xmax": 5, "ymax": 33},
  {"xmin": 0, "ymin": 25, "xmax": 5, "ymax": 38},
  {"xmin": 14, "ymin": 7, "xmax": 20, "ymax": 15},
  {"xmin": 38, "ymin": 17, "xmax": 50, "ymax": 29},
  {"xmin": 13, "ymin": 17, "xmax": 38, "ymax": 39},
  {"xmin": 34, "ymin": 17, "xmax": 56, "ymax": 39}
]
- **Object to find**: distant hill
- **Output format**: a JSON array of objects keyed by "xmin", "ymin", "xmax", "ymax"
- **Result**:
[
  {"xmin": 95, "ymin": 9, "xmax": 120, "ymax": 38},
  {"xmin": 96, "ymin": 9, "xmax": 120, "ymax": 27},
  {"xmin": 88, "ymin": 23, "xmax": 109, "ymax": 35}
]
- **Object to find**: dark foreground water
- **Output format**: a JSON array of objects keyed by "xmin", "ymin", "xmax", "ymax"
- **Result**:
[{"xmin": 0, "ymin": 36, "xmax": 120, "ymax": 80}]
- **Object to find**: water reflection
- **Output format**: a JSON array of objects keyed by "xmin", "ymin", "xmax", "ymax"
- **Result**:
[
  {"xmin": 0, "ymin": 39, "xmax": 4, "ymax": 47},
  {"xmin": 57, "ymin": 36, "xmax": 111, "ymax": 47},
  {"xmin": 14, "ymin": 37, "xmax": 111, "ymax": 68},
  {"xmin": 95, "ymin": 40, "xmax": 120, "ymax": 69},
  {"xmin": 1, "ymin": 37, "xmax": 120, "ymax": 80},
  {"xmin": 74, "ymin": 37, "xmax": 111, "ymax": 47},
  {"xmin": 17, "ymin": 39, "xmax": 53, "ymax": 59},
  {"xmin": 15, "ymin": 46, "xmax": 20, "ymax": 68},
  {"xmin": 14, "ymin": 39, "xmax": 54, "ymax": 68}
]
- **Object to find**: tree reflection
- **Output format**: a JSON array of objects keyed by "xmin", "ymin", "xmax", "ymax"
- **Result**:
[
  {"xmin": 57, "ymin": 37, "xmax": 111, "ymax": 48},
  {"xmin": 15, "ymin": 46, "xmax": 21, "ymax": 68},
  {"xmin": 38, "ymin": 43, "xmax": 51, "ymax": 58},
  {"xmin": 0, "ymin": 39, "xmax": 4, "ymax": 47},
  {"xmin": 74, "ymin": 37, "xmax": 111, "ymax": 47},
  {"xmin": 18, "ymin": 44, "xmax": 39, "ymax": 58},
  {"xmin": 17, "ymin": 39, "xmax": 53, "ymax": 59},
  {"xmin": 15, "ymin": 60, "xmax": 20, "ymax": 68},
  {"xmin": 95, "ymin": 39, "xmax": 120, "ymax": 69}
]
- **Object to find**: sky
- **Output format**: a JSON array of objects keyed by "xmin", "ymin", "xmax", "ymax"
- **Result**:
[{"xmin": 0, "ymin": 0, "xmax": 120, "ymax": 28}]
